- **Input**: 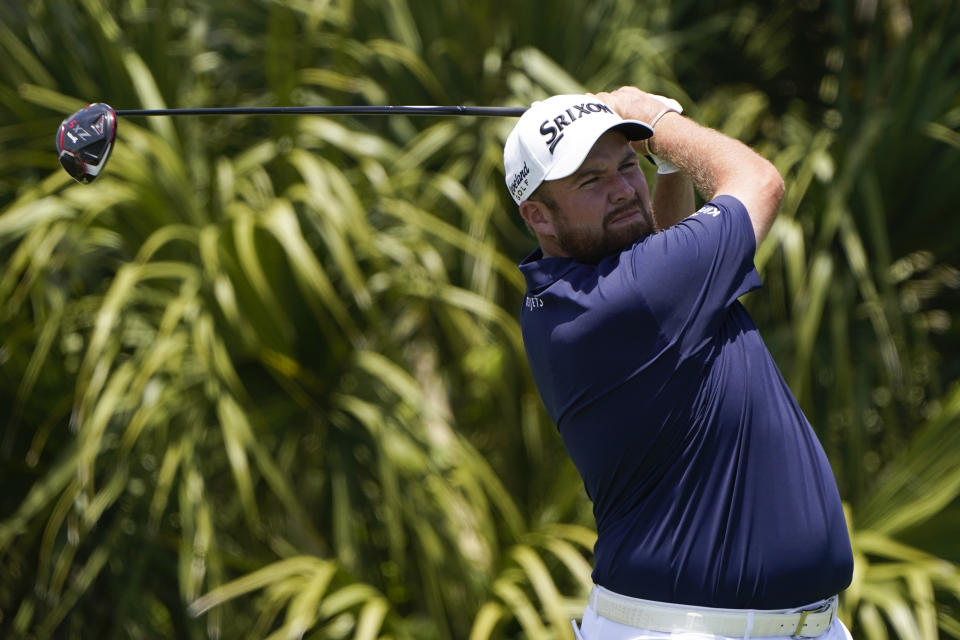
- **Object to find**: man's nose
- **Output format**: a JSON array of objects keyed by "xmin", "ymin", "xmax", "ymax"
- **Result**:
[{"xmin": 609, "ymin": 172, "xmax": 634, "ymax": 203}]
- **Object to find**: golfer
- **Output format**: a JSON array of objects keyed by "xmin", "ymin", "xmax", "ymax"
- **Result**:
[{"xmin": 504, "ymin": 87, "xmax": 854, "ymax": 639}]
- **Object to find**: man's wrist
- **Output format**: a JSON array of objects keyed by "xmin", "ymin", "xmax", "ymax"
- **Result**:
[
  {"xmin": 647, "ymin": 95, "xmax": 683, "ymax": 126},
  {"xmin": 649, "ymin": 106, "xmax": 680, "ymax": 129},
  {"xmin": 643, "ymin": 94, "xmax": 683, "ymax": 162}
]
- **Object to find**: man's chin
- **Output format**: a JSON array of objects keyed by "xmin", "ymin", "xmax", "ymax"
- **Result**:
[
  {"xmin": 556, "ymin": 218, "xmax": 653, "ymax": 263},
  {"xmin": 573, "ymin": 232, "xmax": 649, "ymax": 264},
  {"xmin": 608, "ymin": 218, "xmax": 652, "ymax": 248}
]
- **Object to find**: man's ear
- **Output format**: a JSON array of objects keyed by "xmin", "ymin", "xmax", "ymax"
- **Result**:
[{"xmin": 519, "ymin": 199, "xmax": 554, "ymax": 238}]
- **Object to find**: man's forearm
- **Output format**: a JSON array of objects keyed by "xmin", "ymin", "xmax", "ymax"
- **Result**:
[
  {"xmin": 649, "ymin": 112, "xmax": 783, "ymax": 244},
  {"xmin": 651, "ymin": 171, "xmax": 695, "ymax": 231}
]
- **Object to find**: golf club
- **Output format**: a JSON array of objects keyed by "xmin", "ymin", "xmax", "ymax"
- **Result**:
[{"xmin": 56, "ymin": 102, "xmax": 528, "ymax": 183}]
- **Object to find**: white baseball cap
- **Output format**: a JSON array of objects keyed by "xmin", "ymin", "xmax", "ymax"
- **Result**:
[{"xmin": 503, "ymin": 94, "xmax": 653, "ymax": 205}]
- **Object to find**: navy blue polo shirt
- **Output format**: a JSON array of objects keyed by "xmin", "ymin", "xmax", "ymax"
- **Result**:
[{"xmin": 519, "ymin": 195, "xmax": 852, "ymax": 609}]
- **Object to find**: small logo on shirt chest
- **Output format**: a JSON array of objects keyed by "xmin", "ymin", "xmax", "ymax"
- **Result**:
[{"xmin": 525, "ymin": 296, "xmax": 544, "ymax": 310}]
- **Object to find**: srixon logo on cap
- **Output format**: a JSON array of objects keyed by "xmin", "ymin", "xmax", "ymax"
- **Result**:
[{"xmin": 540, "ymin": 102, "xmax": 614, "ymax": 154}]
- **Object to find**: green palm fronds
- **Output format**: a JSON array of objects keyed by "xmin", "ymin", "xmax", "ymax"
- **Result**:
[{"xmin": 3, "ymin": 0, "xmax": 960, "ymax": 638}]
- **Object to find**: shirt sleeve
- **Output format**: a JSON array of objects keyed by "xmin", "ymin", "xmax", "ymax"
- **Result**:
[{"xmin": 627, "ymin": 194, "xmax": 762, "ymax": 355}]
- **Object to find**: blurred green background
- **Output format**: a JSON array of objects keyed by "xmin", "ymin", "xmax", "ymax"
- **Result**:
[{"xmin": 2, "ymin": 0, "xmax": 960, "ymax": 638}]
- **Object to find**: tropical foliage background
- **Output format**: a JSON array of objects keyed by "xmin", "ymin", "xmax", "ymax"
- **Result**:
[{"xmin": 2, "ymin": 0, "xmax": 960, "ymax": 638}]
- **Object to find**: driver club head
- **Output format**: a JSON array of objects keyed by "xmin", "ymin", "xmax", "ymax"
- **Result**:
[{"xmin": 56, "ymin": 103, "xmax": 117, "ymax": 183}]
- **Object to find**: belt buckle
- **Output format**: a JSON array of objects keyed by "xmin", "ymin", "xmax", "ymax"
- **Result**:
[{"xmin": 792, "ymin": 601, "xmax": 833, "ymax": 638}]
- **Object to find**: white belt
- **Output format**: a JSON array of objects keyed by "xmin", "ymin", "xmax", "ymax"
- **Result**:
[{"xmin": 590, "ymin": 587, "xmax": 836, "ymax": 638}]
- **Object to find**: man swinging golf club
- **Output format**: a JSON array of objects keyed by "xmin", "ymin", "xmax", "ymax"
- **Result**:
[{"xmin": 505, "ymin": 87, "xmax": 854, "ymax": 639}]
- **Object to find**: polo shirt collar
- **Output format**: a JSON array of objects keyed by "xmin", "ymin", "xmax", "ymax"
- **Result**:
[{"xmin": 518, "ymin": 247, "xmax": 579, "ymax": 292}]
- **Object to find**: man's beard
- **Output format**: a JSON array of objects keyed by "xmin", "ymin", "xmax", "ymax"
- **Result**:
[{"xmin": 552, "ymin": 197, "xmax": 654, "ymax": 264}]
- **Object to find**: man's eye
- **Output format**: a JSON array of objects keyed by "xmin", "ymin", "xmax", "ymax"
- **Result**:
[
  {"xmin": 580, "ymin": 177, "xmax": 599, "ymax": 187},
  {"xmin": 620, "ymin": 162, "xmax": 637, "ymax": 171}
]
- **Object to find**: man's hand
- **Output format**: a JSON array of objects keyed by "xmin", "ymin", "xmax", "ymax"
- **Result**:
[{"xmin": 593, "ymin": 87, "xmax": 665, "ymax": 124}]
